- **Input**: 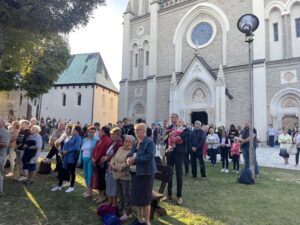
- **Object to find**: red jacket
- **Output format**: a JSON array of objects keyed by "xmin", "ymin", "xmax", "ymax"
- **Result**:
[
  {"xmin": 107, "ymin": 139, "xmax": 123, "ymax": 162},
  {"xmin": 231, "ymin": 143, "xmax": 240, "ymax": 155},
  {"xmin": 92, "ymin": 134, "xmax": 112, "ymax": 164}
]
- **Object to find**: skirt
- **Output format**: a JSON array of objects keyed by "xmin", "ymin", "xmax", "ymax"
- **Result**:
[
  {"xmin": 106, "ymin": 171, "xmax": 116, "ymax": 197},
  {"xmin": 131, "ymin": 174, "xmax": 154, "ymax": 206},
  {"xmin": 279, "ymin": 148, "xmax": 289, "ymax": 158}
]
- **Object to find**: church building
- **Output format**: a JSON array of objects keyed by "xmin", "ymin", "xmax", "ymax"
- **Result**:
[{"xmin": 119, "ymin": 0, "xmax": 300, "ymax": 141}]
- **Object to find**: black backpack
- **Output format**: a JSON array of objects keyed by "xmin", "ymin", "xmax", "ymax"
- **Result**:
[
  {"xmin": 38, "ymin": 161, "xmax": 52, "ymax": 174},
  {"xmin": 238, "ymin": 168, "xmax": 254, "ymax": 185}
]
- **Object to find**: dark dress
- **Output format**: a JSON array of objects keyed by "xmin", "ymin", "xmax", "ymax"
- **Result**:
[{"xmin": 130, "ymin": 136, "xmax": 156, "ymax": 206}]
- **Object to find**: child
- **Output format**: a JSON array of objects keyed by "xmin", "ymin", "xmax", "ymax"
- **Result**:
[
  {"xmin": 230, "ymin": 137, "xmax": 240, "ymax": 173},
  {"xmin": 166, "ymin": 119, "xmax": 184, "ymax": 152}
]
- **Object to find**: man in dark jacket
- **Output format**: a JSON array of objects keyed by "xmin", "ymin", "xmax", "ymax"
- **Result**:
[
  {"xmin": 121, "ymin": 118, "xmax": 135, "ymax": 137},
  {"xmin": 164, "ymin": 113, "xmax": 188, "ymax": 205},
  {"xmin": 190, "ymin": 120, "xmax": 206, "ymax": 178}
]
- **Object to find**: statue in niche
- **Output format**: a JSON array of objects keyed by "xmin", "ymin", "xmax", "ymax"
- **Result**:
[{"xmin": 192, "ymin": 88, "xmax": 205, "ymax": 102}]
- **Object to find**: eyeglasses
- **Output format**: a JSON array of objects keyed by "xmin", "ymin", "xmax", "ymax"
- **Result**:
[
  {"xmin": 135, "ymin": 129, "xmax": 144, "ymax": 131},
  {"xmin": 124, "ymin": 139, "xmax": 132, "ymax": 142}
]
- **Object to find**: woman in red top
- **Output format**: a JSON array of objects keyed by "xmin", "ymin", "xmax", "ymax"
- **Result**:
[{"xmin": 91, "ymin": 127, "xmax": 112, "ymax": 203}]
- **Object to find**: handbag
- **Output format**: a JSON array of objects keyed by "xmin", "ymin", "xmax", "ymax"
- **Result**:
[
  {"xmin": 38, "ymin": 161, "xmax": 52, "ymax": 174},
  {"xmin": 288, "ymin": 144, "xmax": 297, "ymax": 155}
]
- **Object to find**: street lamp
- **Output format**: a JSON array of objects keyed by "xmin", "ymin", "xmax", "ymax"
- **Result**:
[
  {"xmin": 237, "ymin": 14, "xmax": 259, "ymax": 182},
  {"xmin": 14, "ymin": 73, "xmax": 23, "ymax": 120}
]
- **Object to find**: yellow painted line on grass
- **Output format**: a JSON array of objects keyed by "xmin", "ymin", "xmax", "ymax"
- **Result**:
[{"xmin": 23, "ymin": 186, "xmax": 48, "ymax": 221}]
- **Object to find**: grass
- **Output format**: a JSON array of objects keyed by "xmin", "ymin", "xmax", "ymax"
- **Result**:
[{"xmin": 1, "ymin": 162, "xmax": 300, "ymax": 225}]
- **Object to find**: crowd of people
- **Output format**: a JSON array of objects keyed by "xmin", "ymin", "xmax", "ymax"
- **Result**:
[{"xmin": 0, "ymin": 114, "xmax": 300, "ymax": 225}]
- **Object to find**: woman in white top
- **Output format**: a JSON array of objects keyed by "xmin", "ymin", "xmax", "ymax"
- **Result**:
[
  {"xmin": 293, "ymin": 128, "xmax": 300, "ymax": 167},
  {"xmin": 278, "ymin": 128, "xmax": 292, "ymax": 165},
  {"xmin": 206, "ymin": 127, "xmax": 220, "ymax": 166}
]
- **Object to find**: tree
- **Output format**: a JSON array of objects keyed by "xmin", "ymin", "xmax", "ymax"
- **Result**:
[
  {"xmin": 0, "ymin": 28, "xmax": 70, "ymax": 98},
  {"xmin": 0, "ymin": 0, "xmax": 105, "ymax": 96}
]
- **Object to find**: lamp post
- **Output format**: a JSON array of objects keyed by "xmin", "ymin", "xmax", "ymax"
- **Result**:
[
  {"xmin": 15, "ymin": 73, "xmax": 23, "ymax": 120},
  {"xmin": 237, "ymin": 14, "xmax": 259, "ymax": 181}
]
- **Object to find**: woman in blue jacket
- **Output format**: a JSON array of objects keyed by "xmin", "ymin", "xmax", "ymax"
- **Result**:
[
  {"xmin": 80, "ymin": 126, "xmax": 98, "ymax": 197},
  {"xmin": 51, "ymin": 125, "xmax": 82, "ymax": 193},
  {"xmin": 127, "ymin": 123, "xmax": 156, "ymax": 225}
]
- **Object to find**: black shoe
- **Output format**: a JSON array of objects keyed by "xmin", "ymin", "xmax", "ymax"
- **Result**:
[{"xmin": 23, "ymin": 180, "xmax": 33, "ymax": 185}]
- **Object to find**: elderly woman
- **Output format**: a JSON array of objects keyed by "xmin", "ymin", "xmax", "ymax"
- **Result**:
[
  {"xmin": 111, "ymin": 135, "xmax": 134, "ymax": 221},
  {"xmin": 51, "ymin": 125, "xmax": 82, "ymax": 193},
  {"xmin": 22, "ymin": 125, "xmax": 43, "ymax": 184},
  {"xmin": 104, "ymin": 128, "xmax": 123, "ymax": 206},
  {"xmin": 127, "ymin": 123, "xmax": 156, "ymax": 225},
  {"xmin": 90, "ymin": 127, "xmax": 112, "ymax": 203},
  {"xmin": 80, "ymin": 126, "xmax": 98, "ymax": 197},
  {"xmin": 5, "ymin": 121, "xmax": 20, "ymax": 177},
  {"xmin": 15, "ymin": 120, "xmax": 30, "ymax": 181},
  {"xmin": 51, "ymin": 124, "xmax": 73, "ymax": 190},
  {"xmin": 278, "ymin": 128, "xmax": 292, "ymax": 165}
]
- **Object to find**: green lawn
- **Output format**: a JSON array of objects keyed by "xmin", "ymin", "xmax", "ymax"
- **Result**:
[{"xmin": 1, "ymin": 163, "xmax": 300, "ymax": 225}]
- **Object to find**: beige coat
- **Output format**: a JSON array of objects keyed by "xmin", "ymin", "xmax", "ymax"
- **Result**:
[
  {"xmin": 9, "ymin": 129, "xmax": 19, "ymax": 148},
  {"xmin": 110, "ymin": 146, "xmax": 131, "ymax": 180}
]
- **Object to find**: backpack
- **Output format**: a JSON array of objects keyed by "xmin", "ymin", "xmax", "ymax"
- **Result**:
[
  {"xmin": 97, "ymin": 204, "xmax": 117, "ymax": 216},
  {"xmin": 38, "ymin": 161, "xmax": 52, "ymax": 174},
  {"xmin": 101, "ymin": 214, "xmax": 121, "ymax": 225},
  {"xmin": 238, "ymin": 168, "xmax": 254, "ymax": 185}
]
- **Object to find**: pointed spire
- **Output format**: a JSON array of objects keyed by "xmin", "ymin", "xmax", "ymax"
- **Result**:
[
  {"xmin": 125, "ymin": 1, "xmax": 133, "ymax": 14},
  {"xmin": 217, "ymin": 64, "xmax": 225, "ymax": 86}
]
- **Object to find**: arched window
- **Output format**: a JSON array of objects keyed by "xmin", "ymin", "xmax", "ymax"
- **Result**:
[
  {"xmin": 77, "ymin": 93, "xmax": 82, "ymax": 106},
  {"xmin": 102, "ymin": 94, "xmax": 105, "ymax": 107},
  {"xmin": 62, "ymin": 93, "xmax": 66, "ymax": 106},
  {"xmin": 19, "ymin": 94, "xmax": 23, "ymax": 106},
  {"xmin": 132, "ymin": 44, "xmax": 139, "ymax": 80}
]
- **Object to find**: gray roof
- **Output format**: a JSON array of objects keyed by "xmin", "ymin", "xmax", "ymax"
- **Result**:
[{"xmin": 55, "ymin": 52, "xmax": 118, "ymax": 93}]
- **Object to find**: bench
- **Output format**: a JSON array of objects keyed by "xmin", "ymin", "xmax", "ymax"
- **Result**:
[{"xmin": 150, "ymin": 159, "xmax": 173, "ymax": 219}]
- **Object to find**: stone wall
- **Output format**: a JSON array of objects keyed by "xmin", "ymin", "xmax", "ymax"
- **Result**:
[{"xmin": 0, "ymin": 90, "xmax": 29, "ymax": 121}]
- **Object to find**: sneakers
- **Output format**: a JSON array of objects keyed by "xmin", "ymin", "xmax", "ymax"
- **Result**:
[
  {"xmin": 224, "ymin": 169, "xmax": 229, "ymax": 173},
  {"xmin": 120, "ymin": 213, "xmax": 129, "ymax": 222},
  {"xmin": 62, "ymin": 181, "xmax": 70, "ymax": 188},
  {"xmin": 5, "ymin": 172, "xmax": 14, "ymax": 177},
  {"xmin": 17, "ymin": 176, "xmax": 27, "ymax": 182},
  {"xmin": 95, "ymin": 195, "xmax": 106, "ymax": 203},
  {"xmin": 51, "ymin": 186, "xmax": 62, "ymax": 192},
  {"xmin": 162, "ymin": 195, "xmax": 172, "ymax": 202},
  {"xmin": 235, "ymin": 170, "xmax": 239, "ymax": 174},
  {"xmin": 82, "ymin": 192, "xmax": 92, "ymax": 198},
  {"xmin": 23, "ymin": 180, "xmax": 33, "ymax": 185},
  {"xmin": 220, "ymin": 169, "xmax": 226, "ymax": 172},
  {"xmin": 176, "ymin": 197, "xmax": 183, "ymax": 205},
  {"xmin": 65, "ymin": 187, "xmax": 74, "ymax": 193}
]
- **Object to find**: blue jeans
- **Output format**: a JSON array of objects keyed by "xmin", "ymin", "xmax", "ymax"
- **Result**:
[
  {"xmin": 242, "ymin": 146, "xmax": 259, "ymax": 175},
  {"xmin": 209, "ymin": 148, "xmax": 217, "ymax": 165}
]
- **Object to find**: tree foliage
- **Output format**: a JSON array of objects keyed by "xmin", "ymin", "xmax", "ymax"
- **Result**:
[
  {"xmin": 0, "ymin": 28, "xmax": 70, "ymax": 98},
  {"xmin": 0, "ymin": 0, "xmax": 106, "ymax": 97},
  {"xmin": 0, "ymin": 0, "xmax": 106, "ymax": 33}
]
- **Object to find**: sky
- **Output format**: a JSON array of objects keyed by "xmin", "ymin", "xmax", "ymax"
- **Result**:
[{"xmin": 69, "ymin": 1, "xmax": 128, "ymax": 89}]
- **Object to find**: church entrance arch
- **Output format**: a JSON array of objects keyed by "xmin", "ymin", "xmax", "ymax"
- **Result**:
[
  {"xmin": 129, "ymin": 100, "xmax": 146, "ymax": 122},
  {"xmin": 191, "ymin": 111, "xmax": 208, "ymax": 125},
  {"xmin": 270, "ymin": 88, "xmax": 300, "ymax": 130}
]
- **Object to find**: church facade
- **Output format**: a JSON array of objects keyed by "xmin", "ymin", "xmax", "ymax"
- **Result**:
[{"xmin": 119, "ymin": 0, "xmax": 300, "ymax": 141}]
